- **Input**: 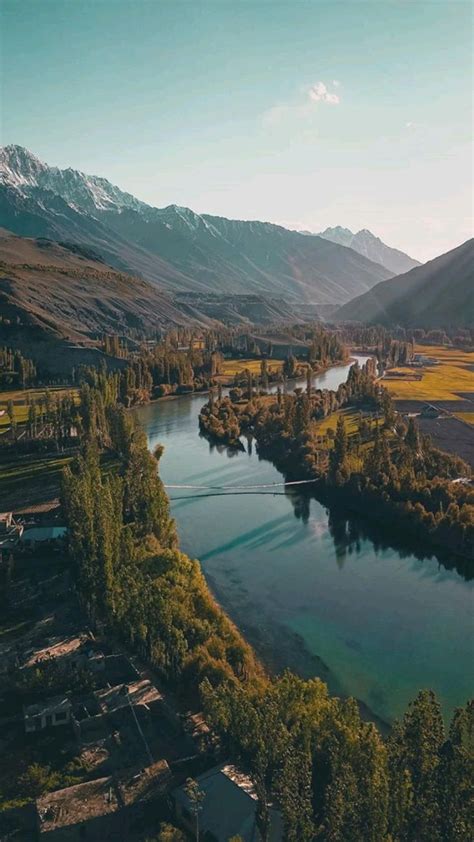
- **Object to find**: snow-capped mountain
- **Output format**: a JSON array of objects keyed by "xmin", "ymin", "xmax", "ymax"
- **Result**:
[
  {"xmin": 0, "ymin": 144, "xmax": 146, "ymax": 214},
  {"xmin": 316, "ymin": 225, "xmax": 420, "ymax": 275},
  {"xmin": 0, "ymin": 145, "xmax": 394, "ymax": 304}
]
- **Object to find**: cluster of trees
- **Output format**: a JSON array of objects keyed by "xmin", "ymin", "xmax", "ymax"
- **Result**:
[
  {"xmin": 338, "ymin": 323, "xmax": 473, "ymax": 352},
  {"xmin": 0, "ymin": 346, "xmax": 37, "ymax": 388},
  {"xmin": 202, "ymin": 675, "xmax": 472, "ymax": 841},
  {"xmin": 201, "ymin": 360, "xmax": 474, "ymax": 558},
  {"xmin": 324, "ymin": 413, "xmax": 474, "ymax": 557},
  {"xmin": 200, "ymin": 358, "xmax": 379, "ymax": 447},
  {"xmin": 1, "ymin": 390, "xmax": 78, "ymax": 451},
  {"xmin": 61, "ymin": 406, "xmax": 259, "ymax": 692}
]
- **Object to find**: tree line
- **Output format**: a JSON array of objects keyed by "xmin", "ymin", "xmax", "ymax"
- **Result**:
[{"xmin": 0, "ymin": 346, "xmax": 37, "ymax": 388}]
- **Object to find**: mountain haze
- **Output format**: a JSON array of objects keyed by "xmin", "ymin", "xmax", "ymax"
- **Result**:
[
  {"xmin": 316, "ymin": 226, "xmax": 420, "ymax": 275},
  {"xmin": 0, "ymin": 145, "xmax": 393, "ymax": 305},
  {"xmin": 335, "ymin": 239, "xmax": 474, "ymax": 328}
]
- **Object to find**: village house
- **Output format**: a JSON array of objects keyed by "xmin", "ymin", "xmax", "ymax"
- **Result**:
[
  {"xmin": 24, "ymin": 696, "xmax": 72, "ymax": 733},
  {"xmin": 420, "ymin": 403, "xmax": 440, "ymax": 418},
  {"xmin": 172, "ymin": 763, "xmax": 283, "ymax": 842},
  {"xmin": 36, "ymin": 760, "xmax": 172, "ymax": 840}
]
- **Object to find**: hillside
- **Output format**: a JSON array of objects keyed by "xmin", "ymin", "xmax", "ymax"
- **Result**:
[
  {"xmin": 0, "ymin": 145, "xmax": 393, "ymax": 305},
  {"xmin": 0, "ymin": 229, "xmax": 221, "ymax": 372},
  {"xmin": 316, "ymin": 226, "xmax": 420, "ymax": 275},
  {"xmin": 335, "ymin": 239, "xmax": 474, "ymax": 328}
]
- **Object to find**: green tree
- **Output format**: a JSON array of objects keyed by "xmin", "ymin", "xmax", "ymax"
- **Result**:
[{"xmin": 183, "ymin": 777, "xmax": 206, "ymax": 842}]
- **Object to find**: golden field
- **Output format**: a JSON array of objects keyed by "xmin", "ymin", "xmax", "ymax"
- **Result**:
[
  {"xmin": 219, "ymin": 358, "xmax": 283, "ymax": 377},
  {"xmin": 455, "ymin": 413, "xmax": 474, "ymax": 425},
  {"xmin": 0, "ymin": 387, "xmax": 78, "ymax": 429},
  {"xmin": 382, "ymin": 345, "xmax": 474, "ymax": 403},
  {"xmin": 312, "ymin": 407, "xmax": 361, "ymax": 437}
]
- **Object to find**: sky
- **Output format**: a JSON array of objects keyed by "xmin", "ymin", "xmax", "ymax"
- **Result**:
[{"xmin": 1, "ymin": 0, "xmax": 472, "ymax": 261}]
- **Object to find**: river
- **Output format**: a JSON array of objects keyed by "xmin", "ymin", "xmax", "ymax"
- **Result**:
[{"xmin": 136, "ymin": 358, "xmax": 473, "ymax": 725}]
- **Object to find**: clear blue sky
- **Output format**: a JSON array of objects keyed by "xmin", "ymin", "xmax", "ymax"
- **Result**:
[{"xmin": 1, "ymin": 0, "xmax": 472, "ymax": 260}]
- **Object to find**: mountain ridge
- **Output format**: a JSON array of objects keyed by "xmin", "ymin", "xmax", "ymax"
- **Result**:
[{"xmin": 0, "ymin": 145, "xmax": 394, "ymax": 305}]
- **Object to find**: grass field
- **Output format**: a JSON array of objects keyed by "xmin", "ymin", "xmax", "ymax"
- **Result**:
[
  {"xmin": 0, "ymin": 386, "xmax": 78, "ymax": 428},
  {"xmin": 0, "ymin": 450, "xmax": 119, "ymax": 511},
  {"xmin": 383, "ymin": 345, "xmax": 474, "ymax": 403},
  {"xmin": 312, "ymin": 407, "xmax": 361, "ymax": 438},
  {"xmin": 219, "ymin": 358, "xmax": 284, "ymax": 377}
]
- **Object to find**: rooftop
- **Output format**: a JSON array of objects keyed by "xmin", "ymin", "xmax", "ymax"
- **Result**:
[
  {"xmin": 95, "ymin": 679, "xmax": 162, "ymax": 714},
  {"xmin": 174, "ymin": 763, "xmax": 283, "ymax": 842},
  {"xmin": 118, "ymin": 759, "xmax": 172, "ymax": 805},
  {"xmin": 36, "ymin": 761, "xmax": 172, "ymax": 833},
  {"xmin": 23, "ymin": 633, "xmax": 90, "ymax": 668},
  {"xmin": 37, "ymin": 776, "xmax": 119, "ymax": 832},
  {"xmin": 24, "ymin": 695, "xmax": 71, "ymax": 717}
]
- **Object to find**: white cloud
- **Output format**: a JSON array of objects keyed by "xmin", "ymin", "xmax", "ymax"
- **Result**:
[
  {"xmin": 262, "ymin": 80, "xmax": 341, "ymax": 126},
  {"xmin": 308, "ymin": 81, "xmax": 340, "ymax": 105}
]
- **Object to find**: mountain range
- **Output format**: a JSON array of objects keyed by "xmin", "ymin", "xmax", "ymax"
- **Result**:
[
  {"xmin": 0, "ymin": 145, "xmax": 397, "ymax": 306},
  {"xmin": 335, "ymin": 238, "xmax": 474, "ymax": 328},
  {"xmin": 315, "ymin": 226, "xmax": 420, "ymax": 275}
]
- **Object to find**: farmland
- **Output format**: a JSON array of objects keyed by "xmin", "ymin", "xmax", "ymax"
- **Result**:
[
  {"xmin": 218, "ymin": 357, "xmax": 283, "ymax": 378},
  {"xmin": 0, "ymin": 386, "xmax": 78, "ymax": 430},
  {"xmin": 381, "ymin": 344, "xmax": 474, "ymax": 467},
  {"xmin": 382, "ymin": 345, "xmax": 474, "ymax": 403}
]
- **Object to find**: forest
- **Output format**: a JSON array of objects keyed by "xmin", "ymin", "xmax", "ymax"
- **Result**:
[{"xmin": 59, "ymin": 368, "xmax": 473, "ymax": 841}]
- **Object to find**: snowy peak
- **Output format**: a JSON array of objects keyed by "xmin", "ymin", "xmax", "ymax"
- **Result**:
[
  {"xmin": 317, "ymin": 225, "xmax": 420, "ymax": 275},
  {"xmin": 0, "ymin": 144, "xmax": 47, "ymax": 188},
  {"xmin": 0, "ymin": 144, "xmax": 147, "ymax": 215}
]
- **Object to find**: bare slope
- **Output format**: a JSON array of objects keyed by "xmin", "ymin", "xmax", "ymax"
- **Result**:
[
  {"xmin": 335, "ymin": 239, "xmax": 474, "ymax": 328},
  {"xmin": 0, "ymin": 229, "xmax": 204, "ymax": 343}
]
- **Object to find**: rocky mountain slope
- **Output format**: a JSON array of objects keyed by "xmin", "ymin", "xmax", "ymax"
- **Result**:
[
  {"xmin": 335, "ymin": 239, "xmax": 474, "ymax": 328},
  {"xmin": 0, "ymin": 145, "xmax": 393, "ymax": 305}
]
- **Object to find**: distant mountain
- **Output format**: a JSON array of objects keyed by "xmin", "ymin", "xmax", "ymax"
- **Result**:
[
  {"xmin": 316, "ymin": 226, "xmax": 420, "ymax": 275},
  {"xmin": 0, "ymin": 145, "xmax": 393, "ymax": 305},
  {"xmin": 335, "ymin": 239, "xmax": 474, "ymax": 328}
]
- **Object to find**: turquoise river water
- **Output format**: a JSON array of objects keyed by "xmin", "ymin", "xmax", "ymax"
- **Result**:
[{"xmin": 136, "ymin": 358, "xmax": 473, "ymax": 725}]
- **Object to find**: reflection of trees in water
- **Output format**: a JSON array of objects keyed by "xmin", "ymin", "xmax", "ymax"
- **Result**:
[
  {"xmin": 285, "ymin": 489, "xmax": 311, "ymax": 524},
  {"xmin": 325, "ymin": 501, "xmax": 473, "ymax": 581},
  {"xmin": 283, "ymin": 487, "xmax": 472, "ymax": 582},
  {"xmin": 201, "ymin": 434, "xmax": 245, "ymax": 458}
]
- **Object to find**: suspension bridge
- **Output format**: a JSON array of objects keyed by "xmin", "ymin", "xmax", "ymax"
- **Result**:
[{"xmin": 164, "ymin": 478, "xmax": 319, "ymax": 499}]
